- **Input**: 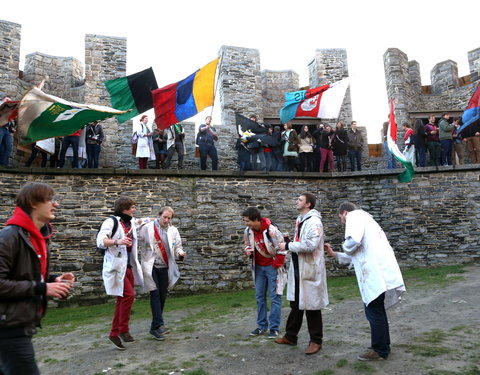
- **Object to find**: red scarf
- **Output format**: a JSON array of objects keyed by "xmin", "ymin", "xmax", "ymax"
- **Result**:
[
  {"xmin": 153, "ymin": 223, "xmax": 169, "ymax": 267},
  {"xmin": 6, "ymin": 207, "xmax": 52, "ymax": 280}
]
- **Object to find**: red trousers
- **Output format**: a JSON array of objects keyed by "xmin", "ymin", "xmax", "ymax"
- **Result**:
[
  {"xmin": 110, "ymin": 267, "xmax": 135, "ymax": 336},
  {"xmin": 138, "ymin": 157, "xmax": 148, "ymax": 169}
]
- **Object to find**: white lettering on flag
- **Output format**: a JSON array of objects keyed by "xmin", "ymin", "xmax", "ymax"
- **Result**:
[{"xmin": 53, "ymin": 108, "xmax": 87, "ymax": 122}]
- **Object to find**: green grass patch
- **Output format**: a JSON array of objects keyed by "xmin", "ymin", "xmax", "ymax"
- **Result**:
[
  {"xmin": 184, "ymin": 369, "xmax": 210, "ymax": 375},
  {"xmin": 39, "ymin": 265, "xmax": 467, "ymax": 336},
  {"xmin": 309, "ymin": 369, "xmax": 335, "ymax": 375},
  {"xmin": 336, "ymin": 359, "xmax": 348, "ymax": 368},
  {"xmin": 429, "ymin": 365, "xmax": 480, "ymax": 375},
  {"xmin": 351, "ymin": 362, "xmax": 377, "ymax": 373}
]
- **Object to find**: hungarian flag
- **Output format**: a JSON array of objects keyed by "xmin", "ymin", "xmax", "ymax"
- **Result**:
[
  {"xmin": 17, "ymin": 87, "xmax": 128, "ymax": 145},
  {"xmin": 387, "ymin": 99, "xmax": 415, "ymax": 183},
  {"xmin": 105, "ymin": 67, "xmax": 158, "ymax": 123},
  {"xmin": 457, "ymin": 85, "xmax": 480, "ymax": 135},
  {"xmin": 279, "ymin": 78, "xmax": 349, "ymax": 124},
  {"xmin": 152, "ymin": 58, "xmax": 219, "ymax": 130}
]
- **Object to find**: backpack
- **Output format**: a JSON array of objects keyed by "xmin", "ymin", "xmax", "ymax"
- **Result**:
[{"xmin": 96, "ymin": 216, "xmax": 119, "ymax": 255}]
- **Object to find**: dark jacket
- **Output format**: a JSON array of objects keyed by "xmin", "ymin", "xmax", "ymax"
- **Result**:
[
  {"xmin": 347, "ymin": 129, "xmax": 364, "ymax": 150},
  {"xmin": 319, "ymin": 129, "xmax": 335, "ymax": 150},
  {"xmin": 413, "ymin": 121, "xmax": 427, "ymax": 147},
  {"xmin": 85, "ymin": 123, "xmax": 105, "ymax": 145},
  {"xmin": 0, "ymin": 224, "xmax": 55, "ymax": 334},
  {"xmin": 332, "ymin": 129, "xmax": 349, "ymax": 155}
]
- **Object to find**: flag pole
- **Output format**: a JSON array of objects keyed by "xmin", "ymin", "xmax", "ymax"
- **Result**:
[{"xmin": 209, "ymin": 52, "xmax": 224, "ymax": 119}]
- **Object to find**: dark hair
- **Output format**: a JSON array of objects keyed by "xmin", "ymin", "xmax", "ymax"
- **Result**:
[
  {"xmin": 16, "ymin": 182, "xmax": 55, "ymax": 214},
  {"xmin": 242, "ymin": 206, "xmax": 262, "ymax": 221},
  {"xmin": 299, "ymin": 126, "xmax": 312, "ymax": 139},
  {"xmin": 140, "ymin": 115, "xmax": 148, "ymax": 121},
  {"xmin": 402, "ymin": 122, "xmax": 411, "ymax": 128},
  {"xmin": 250, "ymin": 115, "xmax": 258, "ymax": 121},
  {"xmin": 337, "ymin": 201, "xmax": 358, "ymax": 215},
  {"xmin": 300, "ymin": 192, "xmax": 316, "ymax": 210},
  {"xmin": 158, "ymin": 206, "xmax": 174, "ymax": 218},
  {"xmin": 114, "ymin": 197, "xmax": 135, "ymax": 213}
]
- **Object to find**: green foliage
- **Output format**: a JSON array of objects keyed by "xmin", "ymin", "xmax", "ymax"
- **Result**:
[
  {"xmin": 39, "ymin": 265, "xmax": 466, "ymax": 337},
  {"xmin": 351, "ymin": 362, "xmax": 377, "ymax": 373},
  {"xmin": 183, "ymin": 369, "xmax": 210, "ymax": 375},
  {"xmin": 336, "ymin": 359, "xmax": 348, "ymax": 368},
  {"xmin": 309, "ymin": 369, "xmax": 335, "ymax": 375}
]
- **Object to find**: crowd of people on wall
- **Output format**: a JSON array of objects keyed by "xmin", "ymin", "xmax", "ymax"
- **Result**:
[
  {"xmin": 237, "ymin": 117, "xmax": 364, "ymax": 173},
  {"xmin": 382, "ymin": 113, "xmax": 480, "ymax": 169},
  {"xmin": 3, "ymin": 90, "xmax": 480, "ymax": 171}
]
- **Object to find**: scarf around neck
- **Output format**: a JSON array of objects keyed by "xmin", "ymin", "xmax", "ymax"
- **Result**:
[{"xmin": 6, "ymin": 206, "xmax": 52, "ymax": 280}]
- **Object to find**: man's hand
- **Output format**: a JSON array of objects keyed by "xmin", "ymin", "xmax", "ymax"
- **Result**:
[
  {"xmin": 46, "ymin": 281, "xmax": 71, "ymax": 298},
  {"xmin": 324, "ymin": 243, "xmax": 336, "ymax": 258},
  {"xmin": 245, "ymin": 246, "xmax": 253, "ymax": 257},
  {"xmin": 55, "ymin": 273, "xmax": 75, "ymax": 285}
]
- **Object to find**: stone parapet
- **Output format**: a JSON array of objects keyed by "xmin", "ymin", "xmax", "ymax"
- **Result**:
[{"xmin": 0, "ymin": 167, "xmax": 478, "ymax": 306}]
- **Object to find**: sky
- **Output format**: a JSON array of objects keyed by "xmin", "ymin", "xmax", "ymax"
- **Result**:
[{"xmin": 2, "ymin": 0, "xmax": 477, "ymax": 143}]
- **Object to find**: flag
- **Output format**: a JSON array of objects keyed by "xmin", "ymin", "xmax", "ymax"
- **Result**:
[
  {"xmin": 457, "ymin": 86, "xmax": 480, "ymax": 135},
  {"xmin": 279, "ymin": 78, "xmax": 349, "ymax": 124},
  {"xmin": 0, "ymin": 100, "xmax": 18, "ymax": 125},
  {"xmin": 152, "ymin": 58, "xmax": 219, "ymax": 130},
  {"xmin": 235, "ymin": 113, "xmax": 267, "ymax": 135},
  {"xmin": 105, "ymin": 67, "xmax": 158, "ymax": 123},
  {"xmin": 387, "ymin": 99, "xmax": 415, "ymax": 183},
  {"xmin": 17, "ymin": 87, "xmax": 128, "ymax": 145}
]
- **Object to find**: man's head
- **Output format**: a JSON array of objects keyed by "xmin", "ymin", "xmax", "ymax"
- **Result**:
[
  {"xmin": 402, "ymin": 122, "xmax": 411, "ymax": 130},
  {"xmin": 250, "ymin": 115, "xmax": 258, "ymax": 122},
  {"xmin": 428, "ymin": 115, "xmax": 436, "ymax": 124},
  {"xmin": 442, "ymin": 113, "xmax": 450, "ymax": 120},
  {"xmin": 205, "ymin": 116, "xmax": 212, "ymax": 125},
  {"xmin": 337, "ymin": 201, "xmax": 358, "ymax": 224},
  {"xmin": 242, "ymin": 206, "xmax": 262, "ymax": 231},
  {"xmin": 114, "ymin": 197, "xmax": 136, "ymax": 216},
  {"xmin": 351, "ymin": 121, "xmax": 357, "ymax": 130},
  {"xmin": 140, "ymin": 115, "xmax": 148, "ymax": 124},
  {"xmin": 158, "ymin": 206, "xmax": 174, "ymax": 228},
  {"xmin": 284, "ymin": 122, "xmax": 293, "ymax": 130},
  {"xmin": 16, "ymin": 183, "xmax": 57, "ymax": 221},
  {"xmin": 296, "ymin": 192, "xmax": 316, "ymax": 214}
]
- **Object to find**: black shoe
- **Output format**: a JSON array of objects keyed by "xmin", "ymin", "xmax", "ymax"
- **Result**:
[
  {"xmin": 149, "ymin": 329, "xmax": 166, "ymax": 341},
  {"xmin": 119, "ymin": 332, "xmax": 136, "ymax": 343},
  {"xmin": 158, "ymin": 325, "xmax": 170, "ymax": 334},
  {"xmin": 108, "ymin": 336, "xmax": 126, "ymax": 350},
  {"xmin": 249, "ymin": 328, "xmax": 267, "ymax": 336},
  {"xmin": 268, "ymin": 330, "xmax": 279, "ymax": 339}
]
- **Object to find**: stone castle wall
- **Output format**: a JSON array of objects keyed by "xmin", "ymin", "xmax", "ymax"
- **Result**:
[
  {"xmin": 383, "ymin": 47, "xmax": 480, "ymax": 150},
  {"xmin": 0, "ymin": 167, "xmax": 478, "ymax": 305}
]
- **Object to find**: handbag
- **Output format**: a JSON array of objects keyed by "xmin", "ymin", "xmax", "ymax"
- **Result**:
[{"xmin": 131, "ymin": 132, "xmax": 138, "ymax": 144}]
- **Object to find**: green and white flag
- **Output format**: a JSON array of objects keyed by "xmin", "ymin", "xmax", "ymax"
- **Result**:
[
  {"xmin": 17, "ymin": 87, "xmax": 129, "ymax": 145},
  {"xmin": 387, "ymin": 99, "xmax": 415, "ymax": 183}
]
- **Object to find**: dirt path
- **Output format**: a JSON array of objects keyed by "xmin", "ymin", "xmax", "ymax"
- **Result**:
[{"xmin": 35, "ymin": 264, "xmax": 480, "ymax": 375}]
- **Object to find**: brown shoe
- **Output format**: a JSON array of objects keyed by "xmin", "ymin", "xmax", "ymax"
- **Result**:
[
  {"xmin": 108, "ymin": 336, "xmax": 126, "ymax": 350},
  {"xmin": 357, "ymin": 349, "xmax": 384, "ymax": 361},
  {"xmin": 274, "ymin": 336, "xmax": 296, "ymax": 346},
  {"xmin": 305, "ymin": 342, "xmax": 322, "ymax": 355},
  {"xmin": 119, "ymin": 332, "xmax": 136, "ymax": 343}
]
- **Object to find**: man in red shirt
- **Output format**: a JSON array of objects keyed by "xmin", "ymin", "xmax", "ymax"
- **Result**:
[{"xmin": 242, "ymin": 207, "xmax": 286, "ymax": 339}]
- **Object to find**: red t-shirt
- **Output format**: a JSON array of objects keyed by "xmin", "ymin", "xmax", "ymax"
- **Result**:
[{"xmin": 253, "ymin": 218, "xmax": 274, "ymax": 266}]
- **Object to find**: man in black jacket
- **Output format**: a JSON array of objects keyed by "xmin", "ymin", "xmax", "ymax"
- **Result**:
[{"xmin": 0, "ymin": 182, "xmax": 74, "ymax": 374}]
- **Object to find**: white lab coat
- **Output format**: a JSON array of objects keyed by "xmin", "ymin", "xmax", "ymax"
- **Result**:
[
  {"xmin": 137, "ymin": 220, "xmax": 183, "ymax": 292},
  {"xmin": 134, "ymin": 122, "xmax": 156, "ymax": 160},
  {"xmin": 336, "ymin": 210, "xmax": 406, "ymax": 308},
  {"xmin": 96, "ymin": 216, "xmax": 144, "ymax": 296},
  {"xmin": 286, "ymin": 209, "xmax": 329, "ymax": 310}
]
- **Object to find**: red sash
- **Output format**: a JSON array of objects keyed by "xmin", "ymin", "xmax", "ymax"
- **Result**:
[{"xmin": 153, "ymin": 224, "xmax": 169, "ymax": 267}]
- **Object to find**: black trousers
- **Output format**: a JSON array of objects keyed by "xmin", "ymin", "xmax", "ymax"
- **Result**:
[
  {"xmin": 284, "ymin": 254, "xmax": 323, "ymax": 345},
  {"xmin": 0, "ymin": 335, "xmax": 40, "ymax": 375}
]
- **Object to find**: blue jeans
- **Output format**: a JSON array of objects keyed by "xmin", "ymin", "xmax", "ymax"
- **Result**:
[
  {"xmin": 251, "ymin": 148, "xmax": 266, "ymax": 171},
  {"xmin": 384, "ymin": 140, "xmax": 397, "ymax": 169},
  {"xmin": 150, "ymin": 267, "xmax": 169, "ymax": 330},
  {"xmin": 199, "ymin": 143, "xmax": 218, "ymax": 170},
  {"xmin": 86, "ymin": 143, "xmax": 101, "ymax": 168},
  {"xmin": 0, "ymin": 335, "xmax": 40, "ymax": 375},
  {"xmin": 58, "ymin": 135, "xmax": 80, "ymax": 168},
  {"xmin": 416, "ymin": 144, "xmax": 426, "ymax": 167},
  {"xmin": 364, "ymin": 292, "xmax": 390, "ymax": 359},
  {"xmin": 254, "ymin": 264, "xmax": 282, "ymax": 331},
  {"xmin": 440, "ymin": 139, "xmax": 453, "ymax": 165},
  {"xmin": 0, "ymin": 126, "xmax": 13, "ymax": 166},
  {"xmin": 348, "ymin": 149, "xmax": 362, "ymax": 171}
]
